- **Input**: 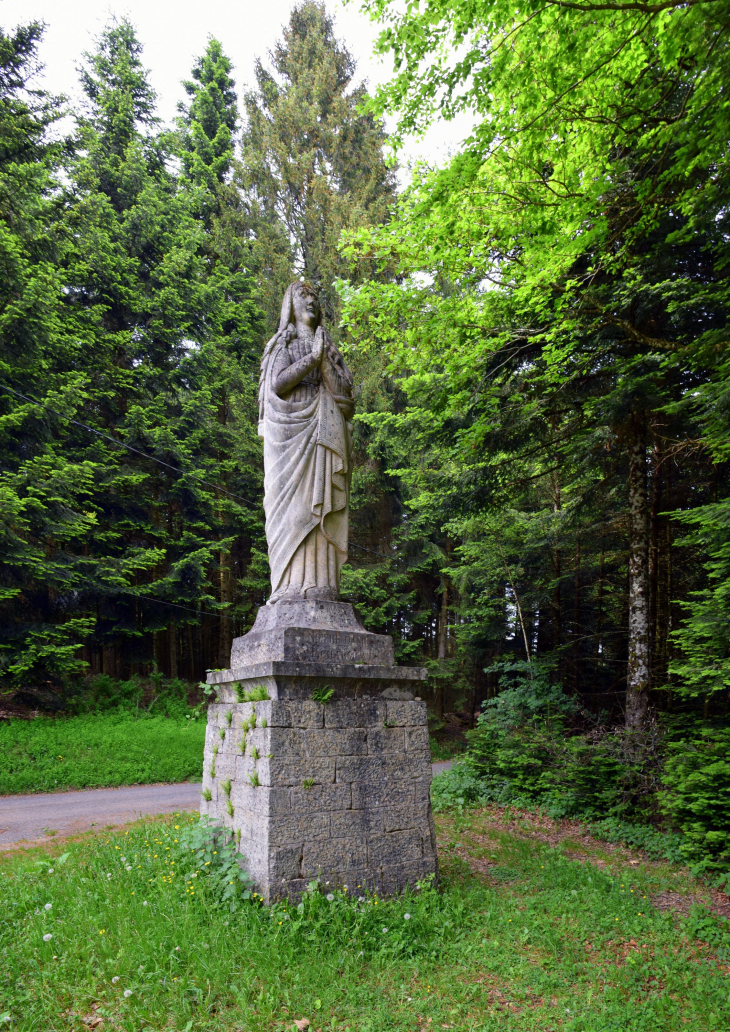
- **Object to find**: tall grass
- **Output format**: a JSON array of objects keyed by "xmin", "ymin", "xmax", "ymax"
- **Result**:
[
  {"xmin": 0, "ymin": 712, "xmax": 205, "ymax": 794},
  {"xmin": 2, "ymin": 812, "xmax": 730, "ymax": 1030}
]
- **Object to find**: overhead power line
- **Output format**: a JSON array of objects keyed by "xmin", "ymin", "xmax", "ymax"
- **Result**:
[{"xmin": 0, "ymin": 383, "xmax": 261, "ymax": 509}]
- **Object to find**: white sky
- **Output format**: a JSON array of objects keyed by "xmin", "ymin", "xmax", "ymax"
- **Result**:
[{"xmin": 0, "ymin": 0, "xmax": 473, "ymax": 174}]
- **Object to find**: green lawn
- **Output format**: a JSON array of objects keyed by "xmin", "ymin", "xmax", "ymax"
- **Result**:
[
  {"xmin": 0, "ymin": 713, "xmax": 206, "ymax": 794},
  {"xmin": 2, "ymin": 800, "xmax": 729, "ymax": 1030}
]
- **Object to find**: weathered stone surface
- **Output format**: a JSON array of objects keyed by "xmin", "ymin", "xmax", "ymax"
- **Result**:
[
  {"xmin": 268, "ymin": 757, "xmax": 336, "ymax": 787},
  {"xmin": 269, "ymin": 813, "xmax": 330, "ymax": 847},
  {"xmin": 405, "ymin": 726, "xmax": 430, "ymax": 752},
  {"xmin": 306, "ymin": 728, "xmax": 367, "ymax": 756},
  {"xmin": 367, "ymin": 727, "xmax": 405, "ymax": 753},
  {"xmin": 290, "ymin": 783, "xmax": 351, "ymax": 813},
  {"xmin": 386, "ymin": 700, "xmax": 428, "ymax": 726},
  {"xmin": 201, "ymin": 615, "xmax": 437, "ymax": 900},
  {"xmin": 351, "ymin": 781, "xmax": 415, "ymax": 810},
  {"xmin": 268, "ymin": 700, "xmax": 324, "ymax": 728},
  {"xmin": 302, "ymin": 836, "xmax": 368, "ymax": 876},
  {"xmin": 230, "ymin": 601, "xmax": 394, "ymax": 668},
  {"xmin": 368, "ymin": 830, "xmax": 423, "ymax": 866},
  {"xmin": 324, "ymin": 698, "xmax": 387, "ymax": 727},
  {"xmin": 330, "ymin": 808, "xmax": 384, "ymax": 838},
  {"xmin": 211, "ymin": 664, "xmax": 426, "ymax": 702}
]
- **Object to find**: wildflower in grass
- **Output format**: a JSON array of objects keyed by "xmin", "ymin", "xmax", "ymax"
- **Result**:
[
  {"xmin": 47, "ymin": 869, "xmax": 54, "ymax": 874},
  {"xmin": 358, "ymin": 896, "xmax": 365, "ymax": 903},
  {"xmin": 125, "ymin": 865, "xmax": 132, "ymax": 871},
  {"xmin": 326, "ymin": 893, "xmax": 335, "ymax": 902},
  {"xmin": 44, "ymin": 903, "xmax": 52, "ymax": 911},
  {"xmin": 99, "ymin": 929, "xmax": 106, "ymax": 935},
  {"xmin": 112, "ymin": 977, "xmax": 119, "ymax": 984},
  {"xmin": 123, "ymin": 990, "xmax": 132, "ymax": 998},
  {"xmin": 404, "ymin": 913, "xmax": 411, "ymax": 920},
  {"xmin": 382, "ymin": 927, "xmax": 388, "ymax": 933},
  {"xmin": 43, "ymin": 934, "xmax": 52, "ymax": 942}
]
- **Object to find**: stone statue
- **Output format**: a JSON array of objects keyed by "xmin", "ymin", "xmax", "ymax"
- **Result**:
[{"xmin": 258, "ymin": 281, "xmax": 355, "ymax": 604}]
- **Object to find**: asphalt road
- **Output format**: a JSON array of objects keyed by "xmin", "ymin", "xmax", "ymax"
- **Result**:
[{"xmin": 0, "ymin": 762, "xmax": 453, "ymax": 847}]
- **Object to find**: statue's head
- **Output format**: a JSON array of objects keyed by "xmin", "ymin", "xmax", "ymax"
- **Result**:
[{"xmin": 279, "ymin": 281, "xmax": 321, "ymax": 335}]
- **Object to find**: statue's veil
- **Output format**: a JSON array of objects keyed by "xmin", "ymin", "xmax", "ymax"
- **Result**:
[{"xmin": 258, "ymin": 282, "xmax": 322, "ymax": 431}]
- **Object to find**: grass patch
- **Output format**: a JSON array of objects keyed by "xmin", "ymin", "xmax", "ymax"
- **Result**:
[
  {"xmin": 0, "ymin": 712, "xmax": 206, "ymax": 794},
  {"xmin": 2, "ymin": 807, "xmax": 730, "ymax": 1030}
]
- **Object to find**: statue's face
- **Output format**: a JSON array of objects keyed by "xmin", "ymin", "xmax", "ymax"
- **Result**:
[{"xmin": 292, "ymin": 286, "xmax": 320, "ymax": 330}]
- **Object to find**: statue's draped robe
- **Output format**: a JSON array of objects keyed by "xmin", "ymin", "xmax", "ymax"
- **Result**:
[{"xmin": 259, "ymin": 330, "xmax": 353, "ymax": 602}]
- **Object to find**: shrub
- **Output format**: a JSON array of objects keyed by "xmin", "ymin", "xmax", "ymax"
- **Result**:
[{"xmin": 659, "ymin": 727, "xmax": 730, "ymax": 870}]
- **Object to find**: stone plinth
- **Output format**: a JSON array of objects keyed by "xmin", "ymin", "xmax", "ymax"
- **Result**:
[
  {"xmin": 201, "ymin": 602, "xmax": 438, "ymax": 900},
  {"xmin": 208, "ymin": 601, "xmax": 427, "ymax": 702}
]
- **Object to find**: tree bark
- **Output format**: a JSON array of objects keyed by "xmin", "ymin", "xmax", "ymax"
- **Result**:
[
  {"xmin": 218, "ymin": 549, "xmax": 233, "ymax": 668},
  {"xmin": 626, "ymin": 411, "xmax": 650, "ymax": 727},
  {"xmin": 437, "ymin": 582, "xmax": 449, "ymax": 661},
  {"xmin": 169, "ymin": 623, "xmax": 178, "ymax": 680},
  {"xmin": 572, "ymin": 536, "xmax": 581, "ymax": 691},
  {"xmin": 592, "ymin": 520, "xmax": 605, "ymax": 693}
]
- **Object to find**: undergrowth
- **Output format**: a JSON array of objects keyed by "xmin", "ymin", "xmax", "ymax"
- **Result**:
[
  {"xmin": 0, "ymin": 712, "xmax": 206, "ymax": 794},
  {"xmin": 2, "ymin": 811, "xmax": 730, "ymax": 1030}
]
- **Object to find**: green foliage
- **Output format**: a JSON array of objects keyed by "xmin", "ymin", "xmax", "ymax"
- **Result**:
[
  {"xmin": 176, "ymin": 816, "xmax": 254, "ymax": 905},
  {"xmin": 0, "ymin": 711, "xmax": 205, "ymax": 794},
  {"xmin": 311, "ymin": 685, "xmax": 334, "ymax": 704},
  {"xmin": 430, "ymin": 763, "xmax": 492, "ymax": 812},
  {"xmin": 587, "ymin": 818, "xmax": 685, "ymax": 866},
  {"xmin": 240, "ymin": 0, "xmax": 396, "ymax": 328},
  {"xmin": 3, "ymin": 814, "xmax": 730, "ymax": 1029},
  {"xmin": 235, "ymin": 685, "xmax": 270, "ymax": 703},
  {"xmin": 248, "ymin": 770, "xmax": 260, "ymax": 787},
  {"xmin": 660, "ymin": 728, "xmax": 730, "ymax": 871},
  {"xmin": 0, "ymin": 19, "xmax": 265, "ymax": 691}
]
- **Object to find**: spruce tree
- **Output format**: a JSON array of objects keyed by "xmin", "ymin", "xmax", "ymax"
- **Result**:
[
  {"xmin": 240, "ymin": 0, "xmax": 397, "ymax": 327},
  {"xmin": 177, "ymin": 37, "xmax": 268, "ymax": 666}
]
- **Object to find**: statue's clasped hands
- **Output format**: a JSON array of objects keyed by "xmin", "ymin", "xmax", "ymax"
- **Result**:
[{"xmin": 311, "ymin": 326, "xmax": 325, "ymax": 365}]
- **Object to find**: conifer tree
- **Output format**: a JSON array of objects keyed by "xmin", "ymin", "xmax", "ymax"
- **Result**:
[
  {"xmin": 240, "ymin": 0, "xmax": 397, "ymax": 327},
  {"xmin": 177, "ymin": 37, "xmax": 267, "ymax": 666}
]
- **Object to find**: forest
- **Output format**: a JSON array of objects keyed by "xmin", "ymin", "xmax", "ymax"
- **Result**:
[{"xmin": 1, "ymin": 1, "xmax": 729, "ymax": 861}]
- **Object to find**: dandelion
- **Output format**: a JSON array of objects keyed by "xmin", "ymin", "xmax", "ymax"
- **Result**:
[
  {"xmin": 43, "ymin": 933, "xmax": 52, "ymax": 942},
  {"xmin": 382, "ymin": 927, "xmax": 388, "ymax": 933},
  {"xmin": 326, "ymin": 893, "xmax": 335, "ymax": 902},
  {"xmin": 44, "ymin": 903, "xmax": 52, "ymax": 911},
  {"xmin": 47, "ymin": 869, "xmax": 54, "ymax": 874},
  {"xmin": 358, "ymin": 896, "xmax": 365, "ymax": 903},
  {"xmin": 112, "ymin": 976, "xmax": 119, "ymax": 984},
  {"xmin": 404, "ymin": 913, "xmax": 411, "ymax": 920},
  {"xmin": 99, "ymin": 929, "xmax": 106, "ymax": 935},
  {"xmin": 106, "ymin": 873, "xmax": 112, "ymax": 880},
  {"xmin": 125, "ymin": 865, "xmax": 132, "ymax": 871},
  {"xmin": 123, "ymin": 989, "xmax": 133, "ymax": 998},
  {"xmin": 142, "ymin": 901, "xmax": 148, "ymax": 906}
]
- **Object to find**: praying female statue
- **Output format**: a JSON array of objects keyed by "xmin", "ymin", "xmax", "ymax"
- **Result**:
[{"xmin": 258, "ymin": 282, "xmax": 355, "ymax": 604}]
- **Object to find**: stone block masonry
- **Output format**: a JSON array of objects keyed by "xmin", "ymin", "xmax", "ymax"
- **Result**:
[{"xmin": 201, "ymin": 697, "xmax": 438, "ymax": 901}]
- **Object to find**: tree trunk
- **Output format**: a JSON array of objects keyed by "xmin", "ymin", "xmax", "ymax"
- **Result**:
[
  {"xmin": 218, "ymin": 549, "xmax": 233, "ymax": 668},
  {"xmin": 572, "ymin": 536, "xmax": 581, "ymax": 691},
  {"xmin": 169, "ymin": 623, "xmax": 178, "ymax": 680},
  {"xmin": 437, "ymin": 583, "xmax": 448, "ymax": 660},
  {"xmin": 592, "ymin": 520, "xmax": 605, "ymax": 693},
  {"xmin": 626, "ymin": 411, "xmax": 650, "ymax": 727}
]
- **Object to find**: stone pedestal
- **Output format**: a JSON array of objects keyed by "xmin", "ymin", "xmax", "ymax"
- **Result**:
[{"xmin": 201, "ymin": 601, "xmax": 438, "ymax": 900}]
